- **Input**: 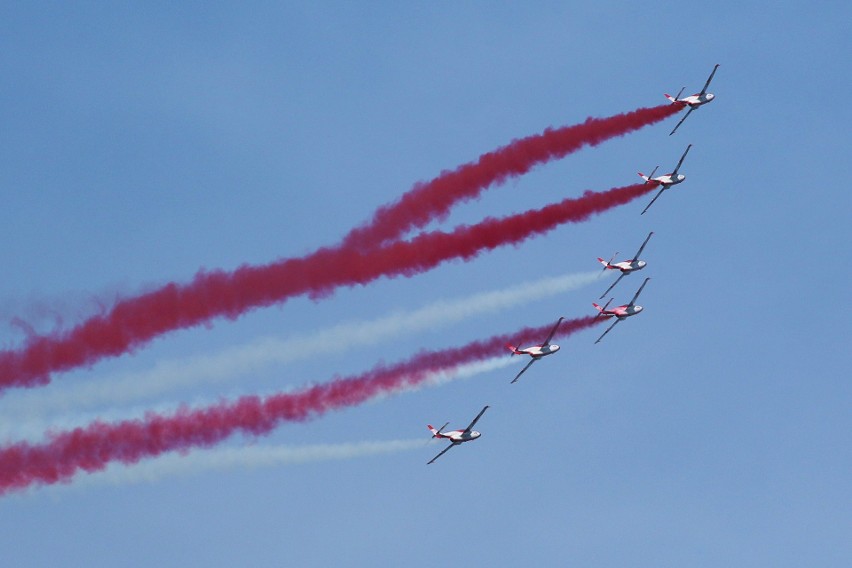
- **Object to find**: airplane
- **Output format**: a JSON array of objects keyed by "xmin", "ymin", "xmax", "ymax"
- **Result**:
[
  {"xmin": 505, "ymin": 316, "xmax": 564, "ymax": 383},
  {"xmin": 592, "ymin": 277, "xmax": 650, "ymax": 344},
  {"xmin": 667, "ymin": 64, "xmax": 720, "ymax": 135},
  {"xmin": 598, "ymin": 231, "xmax": 654, "ymax": 299},
  {"xmin": 427, "ymin": 405, "xmax": 490, "ymax": 464},
  {"xmin": 638, "ymin": 144, "xmax": 692, "ymax": 215}
]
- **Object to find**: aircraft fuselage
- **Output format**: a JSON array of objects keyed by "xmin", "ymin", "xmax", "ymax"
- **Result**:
[
  {"xmin": 517, "ymin": 344, "xmax": 560, "ymax": 358},
  {"xmin": 604, "ymin": 305, "xmax": 643, "ymax": 319},
  {"xmin": 609, "ymin": 259, "xmax": 646, "ymax": 273}
]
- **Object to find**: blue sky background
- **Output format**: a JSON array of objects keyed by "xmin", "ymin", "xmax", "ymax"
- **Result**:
[{"xmin": 1, "ymin": 2, "xmax": 850, "ymax": 567}]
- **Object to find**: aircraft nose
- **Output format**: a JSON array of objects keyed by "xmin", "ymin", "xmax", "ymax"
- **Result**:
[
  {"xmin": 551, "ymin": 344, "xmax": 560, "ymax": 352},
  {"xmin": 637, "ymin": 260, "xmax": 646, "ymax": 268},
  {"xmin": 634, "ymin": 305, "xmax": 643, "ymax": 313},
  {"xmin": 472, "ymin": 431, "xmax": 481, "ymax": 438},
  {"xmin": 678, "ymin": 174, "xmax": 685, "ymax": 181}
]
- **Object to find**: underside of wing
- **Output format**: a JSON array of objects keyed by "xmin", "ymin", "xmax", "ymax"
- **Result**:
[
  {"xmin": 699, "ymin": 64, "xmax": 720, "ymax": 96},
  {"xmin": 669, "ymin": 107, "xmax": 694, "ymax": 136},
  {"xmin": 628, "ymin": 277, "xmax": 650, "ymax": 308},
  {"xmin": 463, "ymin": 405, "xmax": 490, "ymax": 433},
  {"xmin": 542, "ymin": 316, "xmax": 565, "ymax": 346},
  {"xmin": 595, "ymin": 318, "xmax": 620, "ymax": 344},
  {"xmin": 641, "ymin": 187, "xmax": 667, "ymax": 215},
  {"xmin": 599, "ymin": 272, "xmax": 626, "ymax": 300},
  {"xmin": 632, "ymin": 231, "xmax": 654, "ymax": 261},
  {"xmin": 511, "ymin": 358, "xmax": 537, "ymax": 384},
  {"xmin": 671, "ymin": 144, "xmax": 692, "ymax": 176},
  {"xmin": 427, "ymin": 443, "xmax": 455, "ymax": 465}
]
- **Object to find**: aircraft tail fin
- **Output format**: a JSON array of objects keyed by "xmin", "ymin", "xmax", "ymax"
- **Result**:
[
  {"xmin": 593, "ymin": 298, "xmax": 613, "ymax": 317},
  {"xmin": 666, "ymin": 87, "xmax": 686, "ymax": 104},
  {"xmin": 429, "ymin": 422, "xmax": 449, "ymax": 438},
  {"xmin": 599, "ymin": 253, "xmax": 617, "ymax": 271},
  {"xmin": 506, "ymin": 342, "xmax": 522, "ymax": 355}
]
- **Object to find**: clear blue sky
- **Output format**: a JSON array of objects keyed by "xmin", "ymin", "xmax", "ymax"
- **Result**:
[{"xmin": 1, "ymin": 3, "xmax": 850, "ymax": 567}]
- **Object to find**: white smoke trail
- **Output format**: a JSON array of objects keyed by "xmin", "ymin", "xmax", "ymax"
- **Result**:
[
  {"xmin": 33, "ymin": 358, "xmax": 516, "ymax": 489},
  {"xmin": 0, "ymin": 357, "xmax": 516, "ymax": 443},
  {"xmin": 40, "ymin": 438, "xmax": 428, "ymax": 491},
  {"xmin": 0, "ymin": 271, "xmax": 596, "ymax": 417}
]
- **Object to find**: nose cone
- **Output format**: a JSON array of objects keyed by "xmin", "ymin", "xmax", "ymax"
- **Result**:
[
  {"xmin": 550, "ymin": 344, "xmax": 560, "ymax": 353},
  {"xmin": 471, "ymin": 431, "xmax": 481, "ymax": 439},
  {"xmin": 677, "ymin": 174, "xmax": 686, "ymax": 182},
  {"xmin": 637, "ymin": 260, "xmax": 646, "ymax": 269},
  {"xmin": 707, "ymin": 93, "xmax": 715, "ymax": 100},
  {"xmin": 634, "ymin": 305, "xmax": 643, "ymax": 313}
]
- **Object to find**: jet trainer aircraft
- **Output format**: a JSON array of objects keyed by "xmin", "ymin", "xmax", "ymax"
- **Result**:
[
  {"xmin": 592, "ymin": 277, "xmax": 650, "ymax": 344},
  {"xmin": 638, "ymin": 144, "xmax": 692, "ymax": 215},
  {"xmin": 667, "ymin": 64, "xmax": 720, "ymax": 135},
  {"xmin": 506, "ymin": 316, "xmax": 564, "ymax": 383},
  {"xmin": 598, "ymin": 232, "xmax": 654, "ymax": 299},
  {"xmin": 427, "ymin": 405, "xmax": 490, "ymax": 464}
]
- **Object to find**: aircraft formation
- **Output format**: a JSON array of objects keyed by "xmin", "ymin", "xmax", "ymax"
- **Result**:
[{"xmin": 426, "ymin": 65, "xmax": 719, "ymax": 464}]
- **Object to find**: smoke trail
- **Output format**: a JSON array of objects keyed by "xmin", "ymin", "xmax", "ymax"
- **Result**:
[
  {"xmin": 0, "ymin": 271, "xmax": 598, "ymax": 422},
  {"xmin": 0, "ymin": 316, "xmax": 600, "ymax": 495},
  {"xmin": 0, "ymin": 103, "xmax": 677, "ymax": 389},
  {"xmin": 71, "ymin": 439, "xmax": 427, "ymax": 488},
  {"xmin": 2, "ymin": 104, "xmax": 676, "ymax": 344},
  {"xmin": 0, "ymin": 357, "xmax": 515, "ymax": 444},
  {"xmin": 342, "ymin": 104, "xmax": 681, "ymax": 250},
  {"xmin": 0, "ymin": 182, "xmax": 653, "ymax": 393},
  {"xmin": 18, "ymin": 359, "xmax": 512, "ymax": 481}
]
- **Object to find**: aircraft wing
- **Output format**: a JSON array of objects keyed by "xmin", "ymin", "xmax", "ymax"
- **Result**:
[
  {"xmin": 510, "ymin": 358, "xmax": 537, "ymax": 384},
  {"xmin": 462, "ymin": 405, "xmax": 490, "ymax": 434},
  {"xmin": 641, "ymin": 187, "xmax": 667, "ymax": 215},
  {"xmin": 671, "ymin": 144, "xmax": 692, "ymax": 176},
  {"xmin": 631, "ymin": 231, "xmax": 654, "ymax": 261},
  {"xmin": 595, "ymin": 318, "xmax": 620, "ymax": 344},
  {"xmin": 699, "ymin": 64, "xmax": 720, "ymax": 96},
  {"xmin": 541, "ymin": 316, "xmax": 565, "ymax": 346},
  {"xmin": 427, "ymin": 443, "xmax": 455, "ymax": 465},
  {"xmin": 599, "ymin": 272, "xmax": 626, "ymax": 300},
  {"xmin": 627, "ymin": 277, "xmax": 651, "ymax": 308},
  {"xmin": 669, "ymin": 107, "xmax": 694, "ymax": 136}
]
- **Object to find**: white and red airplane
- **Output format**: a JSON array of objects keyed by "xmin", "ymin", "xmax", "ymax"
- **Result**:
[
  {"xmin": 427, "ymin": 405, "xmax": 489, "ymax": 464},
  {"xmin": 592, "ymin": 277, "xmax": 650, "ymax": 344},
  {"xmin": 598, "ymin": 231, "xmax": 654, "ymax": 299},
  {"xmin": 667, "ymin": 64, "xmax": 720, "ymax": 135},
  {"xmin": 638, "ymin": 144, "xmax": 692, "ymax": 215},
  {"xmin": 505, "ymin": 316, "xmax": 564, "ymax": 383}
]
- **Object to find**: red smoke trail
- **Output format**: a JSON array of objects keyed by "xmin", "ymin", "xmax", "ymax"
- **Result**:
[
  {"xmin": 0, "ymin": 103, "xmax": 677, "ymax": 389},
  {"xmin": 5, "ymin": 104, "xmax": 676, "ymax": 340},
  {"xmin": 342, "ymin": 104, "xmax": 681, "ymax": 250},
  {"xmin": 0, "ymin": 316, "xmax": 600, "ymax": 494},
  {"xmin": 0, "ymin": 182, "xmax": 657, "ymax": 392}
]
